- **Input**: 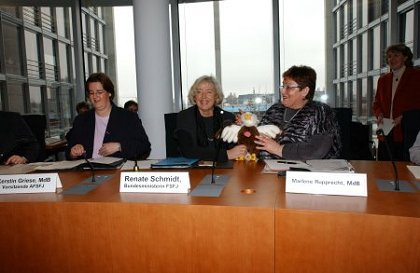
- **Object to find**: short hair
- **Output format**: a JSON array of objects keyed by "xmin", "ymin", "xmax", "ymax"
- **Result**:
[
  {"xmin": 187, "ymin": 75, "xmax": 224, "ymax": 106},
  {"xmin": 124, "ymin": 100, "xmax": 138, "ymax": 110},
  {"xmin": 282, "ymin": 65, "xmax": 317, "ymax": 101},
  {"xmin": 385, "ymin": 43, "xmax": 414, "ymax": 67},
  {"xmin": 85, "ymin": 72, "xmax": 115, "ymax": 101},
  {"xmin": 76, "ymin": 101, "xmax": 89, "ymax": 114}
]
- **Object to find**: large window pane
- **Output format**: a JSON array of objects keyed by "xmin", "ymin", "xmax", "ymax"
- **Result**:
[
  {"xmin": 179, "ymin": 0, "xmax": 274, "ymax": 112},
  {"xmin": 3, "ymin": 23, "xmax": 23, "ymax": 75},
  {"xmin": 58, "ymin": 42, "xmax": 69, "ymax": 82},
  {"xmin": 25, "ymin": 30, "xmax": 41, "ymax": 79},
  {"xmin": 43, "ymin": 37, "xmax": 57, "ymax": 81},
  {"xmin": 7, "ymin": 83, "xmax": 25, "ymax": 113},
  {"xmin": 29, "ymin": 85, "xmax": 43, "ymax": 113}
]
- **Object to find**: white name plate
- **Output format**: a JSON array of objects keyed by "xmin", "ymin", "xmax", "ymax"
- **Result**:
[
  {"xmin": 0, "ymin": 173, "xmax": 60, "ymax": 194},
  {"xmin": 119, "ymin": 172, "xmax": 190, "ymax": 193},
  {"xmin": 286, "ymin": 171, "xmax": 367, "ymax": 197}
]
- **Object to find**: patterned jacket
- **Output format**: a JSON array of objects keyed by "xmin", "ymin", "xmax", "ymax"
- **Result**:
[{"xmin": 259, "ymin": 101, "xmax": 342, "ymax": 159}]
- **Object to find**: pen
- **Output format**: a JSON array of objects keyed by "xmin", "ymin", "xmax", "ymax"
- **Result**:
[{"xmin": 277, "ymin": 160, "xmax": 298, "ymax": 164}]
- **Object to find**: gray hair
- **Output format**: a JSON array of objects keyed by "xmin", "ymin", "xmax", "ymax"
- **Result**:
[{"xmin": 187, "ymin": 75, "xmax": 224, "ymax": 106}]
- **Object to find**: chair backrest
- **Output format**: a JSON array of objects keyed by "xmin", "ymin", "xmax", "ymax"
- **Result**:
[
  {"xmin": 164, "ymin": 113, "xmax": 181, "ymax": 157},
  {"xmin": 349, "ymin": 121, "xmax": 374, "ymax": 160},
  {"xmin": 22, "ymin": 114, "xmax": 47, "ymax": 161},
  {"xmin": 402, "ymin": 109, "xmax": 420, "ymax": 161},
  {"xmin": 333, "ymin": 107, "xmax": 352, "ymax": 159}
]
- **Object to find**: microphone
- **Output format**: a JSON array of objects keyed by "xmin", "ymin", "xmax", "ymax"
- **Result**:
[
  {"xmin": 210, "ymin": 110, "xmax": 225, "ymax": 184},
  {"xmin": 83, "ymin": 153, "xmax": 96, "ymax": 183},
  {"xmin": 376, "ymin": 129, "xmax": 399, "ymax": 191}
]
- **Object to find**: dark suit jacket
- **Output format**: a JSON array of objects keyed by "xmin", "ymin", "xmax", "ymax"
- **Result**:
[
  {"xmin": 175, "ymin": 106, "xmax": 235, "ymax": 162},
  {"xmin": 373, "ymin": 67, "xmax": 420, "ymax": 142},
  {"xmin": 0, "ymin": 111, "xmax": 40, "ymax": 163},
  {"xmin": 66, "ymin": 106, "xmax": 151, "ymax": 160}
]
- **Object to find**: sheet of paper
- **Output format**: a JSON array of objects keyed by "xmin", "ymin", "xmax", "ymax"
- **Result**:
[
  {"xmin": 378, "ymin": 118, "xmax": 394, "ymax": 136},
  {"xmin": 0, "ymin": 164, "xmax": 37, "ymax": 175},
  {"xmin": 407, "ymin": 165, "xmax": 420, "ymax": 179},
  {"xmin": 121, "ymin": 159, "xmax": 159, "ymax": 170}
]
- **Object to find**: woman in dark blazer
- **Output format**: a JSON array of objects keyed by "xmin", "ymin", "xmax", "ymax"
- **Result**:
[
  {"xmin": 67, "ymin": 73, "xmax": 151, "ymax": 160},
  {"xmin": 175, "ymin": 75, "xmax": 246, "ymax": 162}
]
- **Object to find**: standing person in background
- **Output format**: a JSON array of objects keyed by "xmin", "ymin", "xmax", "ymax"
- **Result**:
[
  {"xmin": 67, "ymin": 73, "xmax": 151, "ymax": 160},
  {"xmin": 124, "ymin": 100, "xmax": 138, "ymax": 113},
  {"xmin": 0, "ymin": 111, "xmax": 40, "ymax": 165},
  {"xmin": 175, "ymin": 75, "xmax": 247, "ymax": 162},
  {"xmin": 373, "ymin": 44, "xmax": 420, "ymax": 161}
]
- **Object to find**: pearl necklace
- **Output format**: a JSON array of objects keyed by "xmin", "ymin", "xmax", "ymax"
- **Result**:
[{"xmin": 283, "ymin": 107, "xmax": 302, "ymax": 123}]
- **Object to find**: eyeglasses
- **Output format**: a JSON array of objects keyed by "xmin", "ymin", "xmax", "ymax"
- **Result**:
[
  {"xmin": 88, "ymin": 90, "xmax": 107, "ymax": 96},
  {"xmin": 280, "ymin": 84, "xmax": 301, "ymax": 90}
]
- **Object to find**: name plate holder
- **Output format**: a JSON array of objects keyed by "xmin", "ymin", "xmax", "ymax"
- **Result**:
[
  {"xmin": 285, "ymin": 171, "xmax": 367, "ymax": 197},
  {"xmin": 120, "ymin": 172, "xmax": 190, "ymax": 193},
  {"xmin": 0, "ymin": 173, "xmax": 61, "ymax": 194}
]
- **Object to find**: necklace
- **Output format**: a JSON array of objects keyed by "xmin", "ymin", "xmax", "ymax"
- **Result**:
[{"xmin": 283, "ymin": 107, "xmax": 302, "ymax": 123}]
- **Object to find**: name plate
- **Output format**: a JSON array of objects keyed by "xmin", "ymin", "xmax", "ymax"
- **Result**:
[
  {"xmin": 119, "ymin": 172, "xmax": 190, "ymax": 193},
  {"xmin": 0, "ymin": 173, "xmax": 60, "ymax": 194},
  {"xmin": 285, "ymin": 171, "xmax": 367, "ymax": 197}
]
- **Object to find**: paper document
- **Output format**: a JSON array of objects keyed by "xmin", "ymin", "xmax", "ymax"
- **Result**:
[
  {"xmin": 35, "ymin": 157, "xmax": 125, "ymax": 171},
  {"xmin": 378, "ymin": 118, "xmax": 394, "ymax": 136},
  {"xmin": 121, "ymin": 159, "xmax": 159, "ymax": 170},
  {"xmin": 407, "ymin": 165, "xmax": 420, "ymax": 179},
  {"xmin": 263, "ymin": 159, "xmax": 354, "ymax": 173}
]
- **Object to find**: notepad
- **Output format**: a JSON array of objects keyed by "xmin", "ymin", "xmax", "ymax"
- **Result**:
[{"xmin": 151, "ymin": 157, "xmax": 199, "ymax": 169}]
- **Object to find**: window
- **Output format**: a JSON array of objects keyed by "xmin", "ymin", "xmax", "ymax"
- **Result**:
[
  {"xmin": 7, "ymin": 83, "xmax": 25, "ymax": 113},
  {"xmin": 25, "ymin": 30, "xmax": 41, "ymax": 79},
  {"xmin": 43, "ymin": 37, "xmax": 57, "ymax": 81},
  {"xmin": 56, "ymin": 7, "xmax": 67, "ymax": 38},
  {"xmin": 400, "ymin": 9, "xmax": 414, "ymax": 49},
  {"xmin": 3, "ymin": 23, "xmax": 23, "ymax": 75},
  {"xmin": 29, "ymin": 85, "xmax": 43, "ymax": 114},
  {"xmin": 179, "ymin": 0, "xmax": 274, "ymax": 112},
  {"xmin": 58, "ymin": 42, "xmax": 69, "ymax": 82}
]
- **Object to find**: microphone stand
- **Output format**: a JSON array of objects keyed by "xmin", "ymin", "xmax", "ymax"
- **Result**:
[
  {"xmin": 190, "ymin": 109, "xmax": 230, "ymax": 197},
  {"xmin": 375, "ymin": 129, "xmax": 413, "ymax": 192},
  {"xmin": 84, "ymin": 153, "xmax": 96, "ymax": 183}
]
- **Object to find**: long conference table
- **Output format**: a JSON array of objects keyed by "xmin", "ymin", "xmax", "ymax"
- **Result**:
[{"xmin": 0, "ymin": 160, "xmax": 419, "ymax": 273}]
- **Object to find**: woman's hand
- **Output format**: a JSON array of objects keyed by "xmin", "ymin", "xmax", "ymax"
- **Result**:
[
  {"xmin": 255, "ymin": 135, "xmax": 283, "ymax": 157},
  {"xmin": 227, "ymin": 144, "xmax": 247, "ymax": 160},
  {"xmin": 70, "ymin": 144, "xmax": 86, "ymax": 158},
  {"xmin": 99, "ymin": 142, "xmax": 121, "ymax": 157},
  {"xmin": 5, "ymin": 155, "xmax": 28, "ymax": 165}
]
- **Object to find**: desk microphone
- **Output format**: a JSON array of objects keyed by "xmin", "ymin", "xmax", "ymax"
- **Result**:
[
  {"xmin": 210, "ymin": 110, "xmax": 225, "ymax": 184},
  {"xmin": 83, "ymin": 153, "xmax": 96, "ymax": 183},
  {"xmin": 376, "ymin": 128, "xmax": 399, "ymax": 191}
]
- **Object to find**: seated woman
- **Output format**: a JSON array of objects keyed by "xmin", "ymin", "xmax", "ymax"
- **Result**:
[
  {"xmin": 67, "ymin": 72, "xmax": 151, "ymax": 160},
  {"xmin": 255, "ymin": 65, "xmax": 341, "ymax": 160},
  {"xmin": 409, "ymin": 131, "xmax": 420, "ymax": 165},
  {"xmin": 175, "ymin": 75, "xmax": 246, "ymax": 162},
  {"xmin": 0, "ymin": 111, "xmax": 40, "ymax": 165}
]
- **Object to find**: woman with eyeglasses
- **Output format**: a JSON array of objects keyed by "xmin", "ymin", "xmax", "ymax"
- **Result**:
[
  {"xmin": 254, "ymin": 65, "xmax": 341, "ymax": 160},
  {"xmin": 67, "ymin": 72, "xmax": 151, "ymax": 160}
]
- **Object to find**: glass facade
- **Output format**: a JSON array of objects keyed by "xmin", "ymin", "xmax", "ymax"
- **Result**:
[
  {"xmin": 0, "ymin": 5, "xmax": 114, "ymax": 137},
  {"xmin": 330, "ymin": 0, "xmax": 420, "ymax": 124}
]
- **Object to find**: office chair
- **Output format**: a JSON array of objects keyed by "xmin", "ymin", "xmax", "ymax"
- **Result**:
[
  {"xmin": 349, "ymin": 121, "xmax": 374, "ymax": 160},
  {"xmin": 401, "ymin": 109, "xmax": 420, "ymax": 161},
  {"xmin": 333, "ymin": 107, "xmax": 352, "ymax": 159},
  {"xmin": 164, "ymin": 113, "xmax": 181, "ymax": 157},
  {"xmin": 22, "ymin": 114, "xmax": 47, "ymax": 161}
]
